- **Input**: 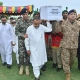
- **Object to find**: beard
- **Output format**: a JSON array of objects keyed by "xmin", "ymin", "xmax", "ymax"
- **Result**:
[
  {"xmin": 35, "ymin": 26, "xmax": 39, "ymax": 29},
  {"xmin": 2, "ymin": 22, "xmax": 6, "ymax": 25},
  {"xmin": 63, "ymin": 16, "xmax": 67, "ymax": 20}
]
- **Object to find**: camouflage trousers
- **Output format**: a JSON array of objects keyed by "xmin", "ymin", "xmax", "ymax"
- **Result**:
[
  {"xmin": 61, "ymin": 48, "xmax": 77, "ymax": 73},
  {"xmin": 18, "ymin": 39, "xmax": 30, "ymax": 66},
  {"xmin": 52, "ymin": 48, "xmax": 62, "ymax": 68},
  {"xmin": 46, "ymin": 44, "xmax": 52, "ymax": 58}
]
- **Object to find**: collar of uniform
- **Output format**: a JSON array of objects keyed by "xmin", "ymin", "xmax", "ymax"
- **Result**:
[{"xmin": 67, "ymin": 20, "xmax": 77, "ymax": 25}]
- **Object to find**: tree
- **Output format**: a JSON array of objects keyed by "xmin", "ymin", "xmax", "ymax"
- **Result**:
[{"xmin": 0, "ymin": 2, "xmax": 3, "ymax": 5}]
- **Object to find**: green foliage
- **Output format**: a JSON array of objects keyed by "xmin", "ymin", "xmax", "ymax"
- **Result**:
[{"xmin": 0, "ymin": 2, "xmax": 3, "ymax": 6}]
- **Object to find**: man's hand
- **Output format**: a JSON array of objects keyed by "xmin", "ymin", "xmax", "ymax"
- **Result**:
[
  {"xmin": 27, "ymin": 50, "xmax": 31, "ymax": 56},
  {"xmin": 41, "ymin": 19, "xmax": 47, "ymax": 22},
  {"xmin": 51, "ymin": 32, "xmax": 56, "ymax": 35},
  {"xmin": 23, "ymin": 34, "xmax": 28, "ymax": 38},
  {"xmin": 11, "ymin": 41, "xmax": 15, "ymax": 46}
]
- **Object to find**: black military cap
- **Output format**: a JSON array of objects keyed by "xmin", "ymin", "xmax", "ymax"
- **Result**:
[
  {"xmin": 20, "ymin": 8, "xmax": 28, "ymax": 15},
  {"xmin": 68, "ymin": 9, "xmax": 76, "ymax": 15}
]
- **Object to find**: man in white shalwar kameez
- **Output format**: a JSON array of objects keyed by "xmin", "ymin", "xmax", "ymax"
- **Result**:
[
  {"xmin": 25, "ymin": 16, "xmax": 52, "ymax": 80},
  {"xmin": 0, "ymin": 16, "xmax": 15, "ymax": 69},
  {"xmin": 12, "ymin": 20, "xmax": 19, "ymax": 67}
]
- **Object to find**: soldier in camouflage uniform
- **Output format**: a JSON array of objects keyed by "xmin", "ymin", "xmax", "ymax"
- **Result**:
[
  {"xmin": 55, "ymin": 9, "xmax": 80, "ymax": 80},
  {"xmin": 51, "ymin": 10, "xmax": 68, "ymax": 71},
  {"xmin": 15, "ymin": 8, "xmax": 32, "ymax": 76}
]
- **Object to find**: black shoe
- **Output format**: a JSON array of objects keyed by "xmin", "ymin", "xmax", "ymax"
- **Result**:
[
  {"xmin": 78, "ymin": 67, "xmax": 80, "ymax": 70},
  {"xmin": 35, "ymin": 78, "xmax": 39, "ymax": 80},
  {"xmin": 40, "ymin": 72, "xmax": 42, "ymax": 75},
  {"xmin": 52, "ymin": 63, "xmax": 57, "ymax": 68},
  {"xmin": 41, "ymin": 65, "xmax": 46, "ymax": 71},
  {"xmin": 50, "ymin": 57, "xmax": 53, "ymax": 61},
  {"xmin": 48, "ymin": 57, "xmax": 50, "ymax": 61},
  {"xmin": 7, "ymin": 64, "xmax": 11, "ymax": 69},
  {"xmin": 3, "ymin": 62, "xmax": 7, "ymax": 66},
  {"xmin": 56, "ymin": 68, "xmax": 62, "ymax": 72},
  {"xmin": 43, "ymin": 65, "xmax": 46, "ymax": 68}
]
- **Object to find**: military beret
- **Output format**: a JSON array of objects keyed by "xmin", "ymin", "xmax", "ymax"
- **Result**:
[
  {"xmin": 20, "ymin": 8, "xmax": 28, "ymax": 15},
  {"xmin": 33, "ymin": 11, "xmax": 40, "ymax": 17},
  {"xmin": 62, "ymin": 10, "xmax": 68, "ymax": 14},
  {"xmin": 68, "ymin": 9, "xmax": 76, "ymax": 15}
]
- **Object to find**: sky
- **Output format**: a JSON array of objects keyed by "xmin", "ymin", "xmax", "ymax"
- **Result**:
[{"xmin": 0, "ymin": 0, "xmax": 80, "ymax": 13}]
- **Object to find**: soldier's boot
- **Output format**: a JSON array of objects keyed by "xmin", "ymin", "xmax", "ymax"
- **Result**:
[
  {"xmin": 19, "ymin": 65, "xmax": 24, "ymax": 76},
  {"xmin": 25, "ymin": 66, "xmax": 30, "ymax": 76},
  {"xmin": 52, "ymin": 63, "xmax": 57, "ymax": 68},
  {"xmin": 66, "ymin": 73, "xmax": 71, "ymax": 80}
]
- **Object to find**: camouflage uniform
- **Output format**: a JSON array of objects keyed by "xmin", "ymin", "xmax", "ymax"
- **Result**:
[
  {"xmin": 55, "ymin": 20, "xmax": 80, "ymax": 73},
  {"xmin": 15, "ymin": 18, "xmax": 32, "ymax": 66}
]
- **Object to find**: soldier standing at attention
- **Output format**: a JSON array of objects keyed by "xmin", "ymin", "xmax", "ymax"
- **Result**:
[
  {"xmin": 15, "ymin": 8, "xmax": 31, "ymax": 76},
  {"xmin": 55, "ymin": 9, "xmax": 80, "ymax": 80}
]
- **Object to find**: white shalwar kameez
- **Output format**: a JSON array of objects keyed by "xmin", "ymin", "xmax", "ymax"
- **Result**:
[
  {"xmin": 12, "ymin": 26, "xmax": 19, "ymax": 64},
  {"xmin": 25, "ymin": 22, "xmax": 52, "ymax": 78},
  {"xmin": 0, "ymin": 23, "xmax": 14, "ymax": 65}
]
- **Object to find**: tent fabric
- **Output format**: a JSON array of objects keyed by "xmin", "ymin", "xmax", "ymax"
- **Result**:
[
  {"xmin": 0, "ymin": 6, "xmax": 3, "ymax": 13},
  {"xmin": 0, "ymin": 5, "xmax": 33, "ymax": 14}
]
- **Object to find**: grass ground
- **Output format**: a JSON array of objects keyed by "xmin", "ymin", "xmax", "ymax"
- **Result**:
[{"xmin": 0, "ymin": 54, "xmax": 80, "ymax": 80}]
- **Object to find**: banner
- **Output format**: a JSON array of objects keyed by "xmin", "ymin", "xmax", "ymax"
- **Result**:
[
  {"xmin": 0, "ymin": 5, "xmax": 33, "ymax": 14},
  {"xmin": 40, "ymin": 6, "xmax": 62, "ymax": 21}
]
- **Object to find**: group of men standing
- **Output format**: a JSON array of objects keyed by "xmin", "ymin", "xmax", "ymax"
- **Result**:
[{"xmin": 0, "ymin": 7, "xmax": 80, "ymax": 80}]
